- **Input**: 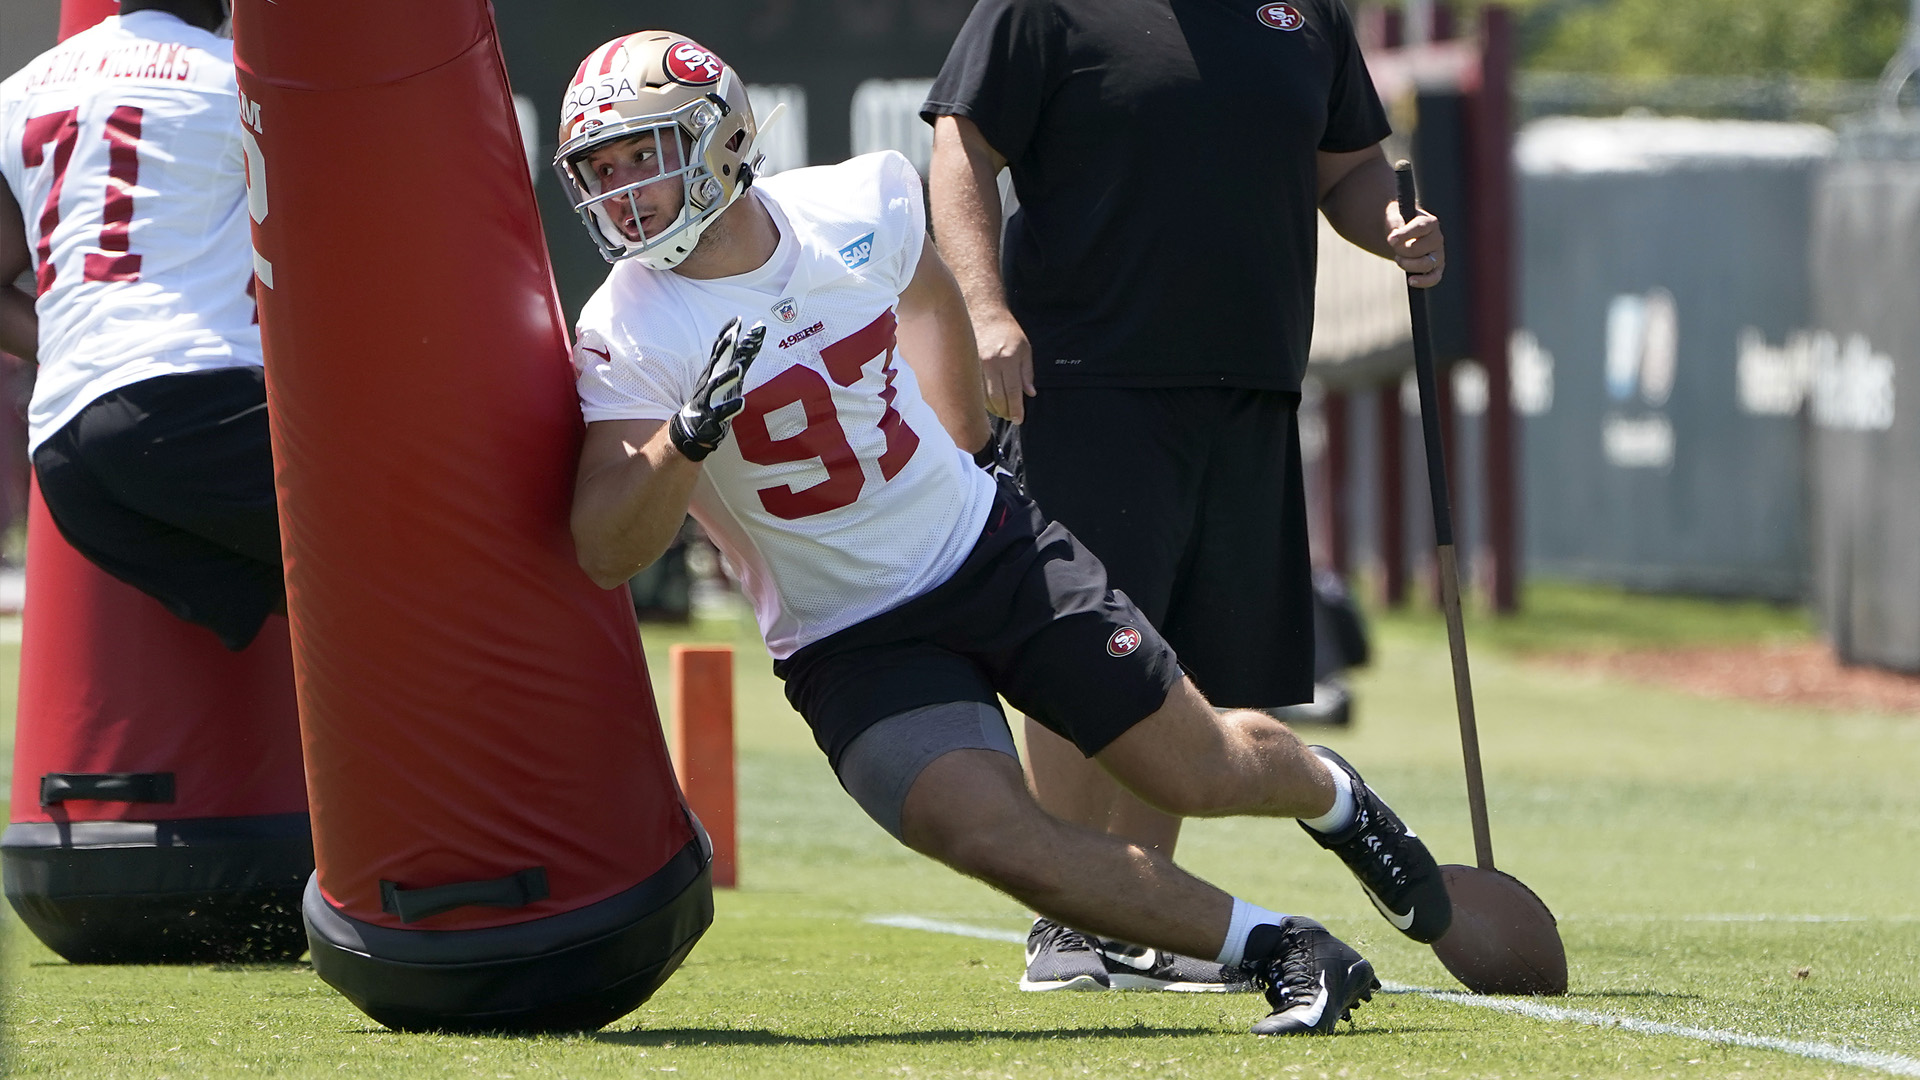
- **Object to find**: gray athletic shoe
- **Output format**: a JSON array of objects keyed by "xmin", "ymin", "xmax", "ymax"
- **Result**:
[
  {"xmin": 1018, "ymin": 918, "xmax": 1109, "ymax": 991},
  {"xmin": 1090, "ymin": 936, "xmax": 1258, "ymax": 992},
  {"xmin": 1264, "ymin": 679, "xmax": 1354, "ymax": 727},
  {"xmin": 1243, "ymin": 916, "xmax": 1378, "ymax": 1035}
]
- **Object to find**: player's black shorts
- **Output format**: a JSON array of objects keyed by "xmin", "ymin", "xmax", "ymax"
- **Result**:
[
  {"xmin": 32, "ymin": 367, "xmax": 284, "ymax": 652},
  {"xmin": 1011, "ymin": 386, "xmax": 1314, "ymax": 709},
  {"xmin": 774, "ymin": 478, "xmax": 1186, "ymax": 771}
]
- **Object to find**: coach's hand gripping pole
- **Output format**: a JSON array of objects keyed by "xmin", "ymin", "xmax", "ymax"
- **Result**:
[{"xmin": 1394, "ymin": 160, "xmax": 1495, "ymax": 874}]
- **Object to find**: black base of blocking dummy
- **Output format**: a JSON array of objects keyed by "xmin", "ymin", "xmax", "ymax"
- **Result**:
[
  {"xmin": 305, "ymin": 834, "xmax": 713, "ymax": 1033},
  {"xmin": 1, "ymin": 813, "xmax": 314, "ymax": 964}
]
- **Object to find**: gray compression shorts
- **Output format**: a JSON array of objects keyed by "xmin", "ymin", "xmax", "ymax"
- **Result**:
[{"xmin": 835, "ymin": 701, "xmax": 1018, "ymax": 841}]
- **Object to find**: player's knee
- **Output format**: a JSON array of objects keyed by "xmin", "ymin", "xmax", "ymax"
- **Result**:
[
  {"xmin": 925, "ymin": 813, "xmax": 1059, "ymax": 897},
  {"xmin": 1130, "ymin": 769, "xmax": 1235, "ymax": 817},
  {"xmin": 1118, "ymin": 712, "xmax": 1287, "ymax": 816},
  {"xmin": 902, "ymin": 782, "xmax": 1059, "ymax": 893},
  {"xmin": 841, "ymin": 703, "xmax": 1021, "ymax": 841}
]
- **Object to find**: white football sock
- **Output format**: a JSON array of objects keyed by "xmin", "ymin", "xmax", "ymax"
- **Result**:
[
  {"xmin": 1300, "ymin": 752, "xmax": 1357, "ymax": 834},
  {"xmin": 1215, "ymin": 896, "xmax": 1287, "ymax": 969}
]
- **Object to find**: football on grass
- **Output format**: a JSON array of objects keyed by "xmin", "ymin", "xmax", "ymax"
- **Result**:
[{"xmin": 1431, "ymin": 864, "xmax": 1569, "ymax": 995}]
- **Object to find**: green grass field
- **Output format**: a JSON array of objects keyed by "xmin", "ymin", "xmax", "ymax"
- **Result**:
[{"xmin": 4, "ymin": 584, "xmax": 1918, "ymax": 1078}]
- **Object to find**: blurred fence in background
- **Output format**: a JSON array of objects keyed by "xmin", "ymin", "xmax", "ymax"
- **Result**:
[{"xmin": 1809, "ymin": 114, "xmax": 1920, "ymax": 672}]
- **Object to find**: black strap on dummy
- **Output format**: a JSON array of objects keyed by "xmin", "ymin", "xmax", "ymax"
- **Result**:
[
  {"xmin": 379, "ymin": 867, "xmax": 551, "ymax": 924},
  {"xmin": 40, "ymin": 772, "xmax": 176, "ymax": 806}
]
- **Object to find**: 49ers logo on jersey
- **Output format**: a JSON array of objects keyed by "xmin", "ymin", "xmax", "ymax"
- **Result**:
[
  {"xmin": 1107, "ymin": 626, "xmax": 1143, "ymax": 657},
  {"xmin": 664, "ymin": 41, "xmax": 723, "ymax": 85},
  {"xmin": 1257, "ymin": 3, "xmax": 1306, "ymax": 30}
]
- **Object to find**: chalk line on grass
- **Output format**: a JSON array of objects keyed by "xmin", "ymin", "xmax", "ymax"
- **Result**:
[
  {"xmin": 1388, "ymin": 984, "xmax": 1920, "ymax": 1078},
  {"xmin": 865, "ymin": 915, "xmax": 1026, "ymax": 944},
  {"xmin": 1570, "ymin": 914, "xmax": 1920, "ymax": 925},
  {"xmin": 867, "ymin": 914, "xmax": 1920, "ymax": 1078}
]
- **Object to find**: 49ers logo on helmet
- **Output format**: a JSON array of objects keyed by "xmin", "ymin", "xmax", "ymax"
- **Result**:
[
  {"xmin": 1107, "ymin": 626, "xmax": 1143, "ymax": 657},
  {"xmin": 1257, "ymin": 3, "xmax": 1305, "ymax": 30},
  {"xmin": 664, "ymin": 41, "xmax": 723, "ymax": 85}
]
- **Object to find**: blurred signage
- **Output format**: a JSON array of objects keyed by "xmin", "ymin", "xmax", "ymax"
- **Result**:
[
  {"xmin": 1737, "ymin": 328, "xmax": 1896, "ymax": 430},
  {"xmin": 1602, "ymin": 288, "xmax": 1678, "ymax": 469}
]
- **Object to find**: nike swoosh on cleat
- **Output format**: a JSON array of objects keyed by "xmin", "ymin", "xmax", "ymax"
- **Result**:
[
  {"xmin": 1362, "ymin": 883, "xmax": 1416, "ymax": 930},
  {"xmin": 1295, "ymin": 973, "xmax": 1331, "ymax": 1027},
  {"xmin": 1095, "ymin": 946, "xmax": 1158, "ymax": 971}
]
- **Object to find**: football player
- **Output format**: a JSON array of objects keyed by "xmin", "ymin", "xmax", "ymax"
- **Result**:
[
  {"xmin": 559, "ymin": 32, "xmax": 1449, "ymax": 1035},
  {"xmin": 0, "ymin": 0, "xmax": 281, "ymax": 651}
]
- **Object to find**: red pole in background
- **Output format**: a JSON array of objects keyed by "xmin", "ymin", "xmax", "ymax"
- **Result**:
[
  {"xmin": 1324, "ymin": 390, "xmax": 1351, "ymax": 577},
  {"xmin": 671, "ymin": 645, "xmax": 737, "ymax": 889},
  {"xmin": 1378, "ymin": 383, "xmax": 1408, "ymax": 607},
  {"xmin": 1470, "ymin": 6, "xmax": 1520, "ymax": 613}
]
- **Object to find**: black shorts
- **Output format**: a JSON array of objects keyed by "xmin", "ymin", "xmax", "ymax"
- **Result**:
[
  {"xmin": 32, "ymin": 367, "xmax": 284, "ymax": 651},
  {"xmin": 1012, "ymin": 386, "xmax": 1314, "ymax": 708},
  {"xmin": 774, "ymin": 480, "xmax": 1185, "ymax": 771}
]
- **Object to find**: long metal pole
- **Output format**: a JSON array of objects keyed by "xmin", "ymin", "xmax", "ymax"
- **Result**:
[{"xmin": 1396, "ymin": 160, "xmax": 1495, "ymax": 873}]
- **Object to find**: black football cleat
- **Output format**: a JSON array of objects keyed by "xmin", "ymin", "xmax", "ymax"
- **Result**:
[
  {"xmin": 1244, "ymin": 917, "xmax": 1379, "ymax": 1035},
  {"xmin": 1018, "ymin": 918, "xmax": 1110, "ymax": 991},
  {"xmin": 1300, "ymin": 746, "xmax": 1452, "ymax": 944}
]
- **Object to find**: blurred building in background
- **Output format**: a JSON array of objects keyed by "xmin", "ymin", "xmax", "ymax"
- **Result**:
[{"xmin": 1513, "ymin": 116, "xmax": 1832, "ymax": 600}]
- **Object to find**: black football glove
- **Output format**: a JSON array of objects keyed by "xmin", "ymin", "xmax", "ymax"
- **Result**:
[
  {"xmin": 974, "ymin": 415, "xmax": 1027, "ymax": 492},
  {"xmin": 669, "ymin": 317, "xmax": 765, "ymax": 462}
]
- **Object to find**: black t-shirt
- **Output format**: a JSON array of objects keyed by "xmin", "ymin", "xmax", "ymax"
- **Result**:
[{"xmin": 923, "ymin": 0, "xmax": 1390, "ymax": 390}]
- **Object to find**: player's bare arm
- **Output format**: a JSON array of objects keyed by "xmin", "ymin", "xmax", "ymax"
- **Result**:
[
  {"xmin": 897, "ymin": 240, "xmax": 992, "ymax": 454},
  {"xmin": 571, "ymin": 418, "xmax": 702, "ymax": 589},
  {"xmin": 0, "ymin": 176, "xmax": 36, "ymax": 361},
  {"xmin": 928, "ymin": 114, "xmax": 1034, "ymax": 423},
  {"xmin": 571, "ymin": 319, "xmax": 764, "ymax": 589},
  {"xmin": 1317, "ymin": 145, "xmax": 1445, "ymax": 289}
]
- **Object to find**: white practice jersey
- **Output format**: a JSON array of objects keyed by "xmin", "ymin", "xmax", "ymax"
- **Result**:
[
  {"xmin": 575, "ymin": 151, "xmax": 996, "ymax": 658},
  {"xmin": 0, "ymin": 11, "xmax": 261, "ymax": 452}
]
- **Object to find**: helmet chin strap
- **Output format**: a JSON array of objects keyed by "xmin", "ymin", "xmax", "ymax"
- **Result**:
[
  {"xmin": 635, "ymin": 203, "xmax": 708, "ymax": 271},
  {"xmin": 633, "ymin": 102, "xmax": 786, "ymax": 272}
]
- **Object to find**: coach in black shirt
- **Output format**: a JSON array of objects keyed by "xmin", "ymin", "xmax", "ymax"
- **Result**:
[{"xmin": 923, "ymin": 0, "xmax": 1445, "ymax": 990}]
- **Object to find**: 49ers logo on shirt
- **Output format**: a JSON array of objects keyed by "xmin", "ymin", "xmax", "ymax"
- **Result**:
[
  {"xmin": 1107, "ymin": 626, "xmax": 1143, "ymax": 657},
  {"xmin": 664, "ymin": 41, "xmax": 723, "ymax": 85},
  {"xmin": 1257, "ymin": 3, "xmax": 1306, "ymax": 30}
]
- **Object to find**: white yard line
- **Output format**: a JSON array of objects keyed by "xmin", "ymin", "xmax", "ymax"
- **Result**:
[
  {"xmin": 867, "ymin": 914, "xmax": 1920, "ymax": 1078},
  {"xmin": 1391, "ymin": 984, "xmax": 1920, "ymax": 1078},
  {"xmin": 1572, "ymin": 913, "xmax": 1920, "ymax": 924},
  {"xmin": 865, "ymin": 914, "xmax": 1027, "ymax": 944}
]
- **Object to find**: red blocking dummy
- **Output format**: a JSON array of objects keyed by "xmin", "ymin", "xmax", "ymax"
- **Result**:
[
  {"xmin": 0, "ymin": 0, "xmax": 310, "ymax": 967},
  {"xmin": 233, "ymin": 0, "xmax": 709, "ymax": 1033},
  {"xmin": 55, "ymin": 0, "xmax": 117, "ymax": 41}
]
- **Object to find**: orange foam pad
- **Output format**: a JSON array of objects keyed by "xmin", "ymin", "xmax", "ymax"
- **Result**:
[{"xmin": 670, "ymin": 645, "xmax": 736, "ymax": 888}]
